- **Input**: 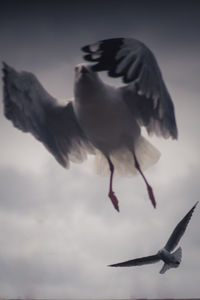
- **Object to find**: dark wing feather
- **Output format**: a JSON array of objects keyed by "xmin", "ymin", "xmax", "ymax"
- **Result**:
[
  {"xmin": 2, "ymin": 63, "xmax": 94, "ymax": 168},
  {"xmin": 109, "ymin": 254, "xmax": 160, "ymax": 267},
  {"xmin": 165, "ymin": 202, "xmax": 198, "ymax": 252},
  {"xmin": 82, "ymin": 38, "xmax": 178, "ymax": 139}
]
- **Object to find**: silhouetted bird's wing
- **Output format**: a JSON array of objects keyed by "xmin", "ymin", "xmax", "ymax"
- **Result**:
[
  {"xmin": 109, "ymin": 254, "xmax": 160, "ymax": 267},
  {"xmin": 165, "ymin": 202, "xmax": 198, "ymax": 252}
]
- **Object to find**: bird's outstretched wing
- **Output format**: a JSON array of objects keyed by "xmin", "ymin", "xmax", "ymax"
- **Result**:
[
  {"xmin": 82, "ymin": 38, "xmax": 178, "ymax": 139},
  {"xmin": 164, "ymin": 202, "xmax": 198, "ymax": 252},
  {"xmin": 108, "ymin": 254, "xmax": 160, "ymax": 267},
  {"xmin": 2, "ymin": 63, "xmax": 94, "ymax": 168}
]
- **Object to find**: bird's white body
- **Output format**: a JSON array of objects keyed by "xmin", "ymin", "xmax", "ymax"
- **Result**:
[
  {"xmin": 73, "ymin": 64, "xmax": 160, "ymax": 177},
  {"xmin": 158, "ymin": 247, "xmax": 182, "ymax": 274},
  {"xmin": 73, "ymin": 64, "xmax": 140, "ymax": 155},
  {"xmin": 158, "ymin": 248, "xmax": 179, "ymax": 264}
]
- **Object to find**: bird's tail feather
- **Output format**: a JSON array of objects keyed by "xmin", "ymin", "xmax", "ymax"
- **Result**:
[
  {"xmin": 159, "ymin": 263, "xmax": 171, "ymax": 274},
  {"xmin": 94, "ymin": 136, "xmax": 161, "ymax": 176}
]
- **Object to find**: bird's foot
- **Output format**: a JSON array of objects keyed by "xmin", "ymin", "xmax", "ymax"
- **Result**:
[
  {"xmin": 147, "ymin": 184, "xmax": 156, "ymax": 208},
  {"xmin": 108, "ymin": 191, "xmax": 120, "ymax": 212}
]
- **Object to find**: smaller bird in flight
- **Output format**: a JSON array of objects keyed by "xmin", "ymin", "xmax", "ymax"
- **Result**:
[
  {"xmin": 109, "ymin": 202, "xmax": 198, "ymax": 274},
  {"xmin": 2, "ymin": 38, "xmax": 177, "ymax": 212}
]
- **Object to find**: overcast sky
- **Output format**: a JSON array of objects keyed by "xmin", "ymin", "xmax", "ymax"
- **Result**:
[{"xmin": 0, "ymin": 0, "xmax": 200, "ymax": 298}]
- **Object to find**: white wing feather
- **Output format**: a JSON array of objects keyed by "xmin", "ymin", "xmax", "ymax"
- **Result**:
[{"xmin": 2, "ymin": 63, "xmax": 94, "ymax": 168}]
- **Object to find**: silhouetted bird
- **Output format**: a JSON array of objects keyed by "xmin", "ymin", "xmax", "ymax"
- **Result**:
[{"xmin": 109, "ymin": 202, "xmax": 198, "ymax": 273}]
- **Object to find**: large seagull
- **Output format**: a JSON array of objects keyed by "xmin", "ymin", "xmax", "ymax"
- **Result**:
[
  {"xmin": 2, "ymin": 38, "xmax": 178, "ymax": 211},
  {"xmin": 109, "ymin": 202, "xmax": 198, "ymax": 273}
]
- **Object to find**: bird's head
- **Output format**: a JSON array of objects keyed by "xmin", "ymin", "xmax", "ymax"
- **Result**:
[
  {"xmin": 74, "ymin": 63, "xmax": 99, "ymax": 81},
  {"xmin": 74, "ymin": 63, "xmax": 102, "ymax": 98}
]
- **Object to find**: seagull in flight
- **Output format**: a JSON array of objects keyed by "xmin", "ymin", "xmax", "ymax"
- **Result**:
[
  {"xmin": 2, "ymin": 37, "xmax": 177, "ymax": 212},
  {"xmin": 109, "ymin": 201, "xmax": 198, "ymax": 273}
]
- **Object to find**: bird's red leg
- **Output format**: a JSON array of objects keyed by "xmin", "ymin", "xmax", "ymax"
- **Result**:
[
  {"xmin": 107, "ymin": 157, "xmax": 120, "ymax": 212},
  {"xmin": 133, "ymin": 152, "xmax": 156, "ymax": 208}
]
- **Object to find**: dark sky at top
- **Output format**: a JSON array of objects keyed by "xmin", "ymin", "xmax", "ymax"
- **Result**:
[{"xmin": 1, "ymin": 0, "xmax": 200, "ymax": 70}]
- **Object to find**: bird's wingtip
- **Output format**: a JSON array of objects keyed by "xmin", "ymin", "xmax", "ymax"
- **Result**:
[
  {"xmin": 2, "ymin": 63, "xmax": 17, "ymax": 78},
  {"xmin": 2, "ymin": 62, "xmax": 8, "ymax": 79},
  {"xmin": 2, "ymin": 62, "xmax": 12, "ymax": 74},
  {"xmin": 2, "ymin": 61, "xmax": 8, "ymax": 69},
  {"xmin": 188, "ymin": 201, "xmax": 199, "ymax": 216}
]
